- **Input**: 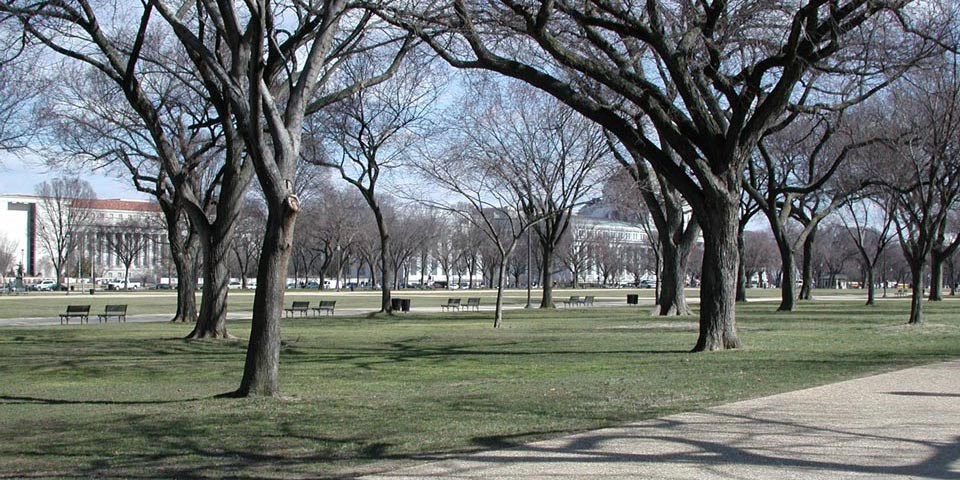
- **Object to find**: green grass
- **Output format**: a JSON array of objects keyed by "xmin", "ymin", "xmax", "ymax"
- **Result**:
[{"xmin": 1, "ymin": 298, "xmax": 958, "ymax": 478}]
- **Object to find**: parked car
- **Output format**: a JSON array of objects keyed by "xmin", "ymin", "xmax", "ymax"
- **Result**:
[
  {"xmin": 34, "ymin": 279, "xmax": 58, "ymax": 291},
  {"xmin": 638, "ymin": 279, "xmax": 655, "ymax": 289},
  {"xmin": 106, "ymin": 280, "xmax": 141, "ymax": 290},
  {"xmin": 228, "ymin": 280, "xmax": 243, "ymax": 289}
]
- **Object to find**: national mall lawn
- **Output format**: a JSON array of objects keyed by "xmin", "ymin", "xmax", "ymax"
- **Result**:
[{"xmin": 1, "ymin": 290, "xmax": 959, "ymax": 478}]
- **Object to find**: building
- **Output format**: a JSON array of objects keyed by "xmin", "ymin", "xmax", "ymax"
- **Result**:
[{"xmin": 0, "ymin": 194, "xmax": 166, "ymax": 283}]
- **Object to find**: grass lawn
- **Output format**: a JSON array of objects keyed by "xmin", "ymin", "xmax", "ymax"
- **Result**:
[{"xmin": 1, "ymin": 298, "xmax": 957, "ymax": 478}]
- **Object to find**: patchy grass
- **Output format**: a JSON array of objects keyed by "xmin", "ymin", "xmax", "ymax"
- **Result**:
[{"xmin": 0, "ymin": 299, "xmax": 958, "ymax": 478}]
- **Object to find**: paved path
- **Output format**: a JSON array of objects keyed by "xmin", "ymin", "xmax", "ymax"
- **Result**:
[{"xmin": 365, "ymin": 361, "xmax": 960, "ymax": 479}]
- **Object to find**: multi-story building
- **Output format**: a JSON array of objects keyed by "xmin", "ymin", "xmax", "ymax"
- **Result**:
[{"xmin": 0, "ymin": 194, "xmax": 166, "ymax": 283}]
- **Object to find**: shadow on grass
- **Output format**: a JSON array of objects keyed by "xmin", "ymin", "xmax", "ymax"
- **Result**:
[
  {"xmin": 291, "ymin": 338, "xmax": 690, "ymax": 371},
  {"xmin": 0, "ymin": 394, "xmax": 207, "ymax": 406}
]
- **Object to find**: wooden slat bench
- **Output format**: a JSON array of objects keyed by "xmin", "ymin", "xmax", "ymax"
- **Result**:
[
  {"xmin": 580, "ymin": 295, "xmax": 595, "ymax": 306},
  {"xmin": 463, "ymin": 297, "xmax": 481, "ymax": 311},
  {"xmin": 440, "ymin": 298, "xmax": 461, "ymax": 312},
  {"xmin": 59, "ymin": 305, "xmax": 91, "ymax": 325},
  {"xmin": 97, "ymin": 304, "xmax": 128, "ymax": 323},
  {"xmin": 561, "ymin": 296, "xmax": 580, "ymax": 308},
  {"xmin": 312, "ymin": 300, "xmax": 336, "ymax": 316},
  {"xmin": 284, "ymin": 301, "xmax": 310, "ymax": 317}
]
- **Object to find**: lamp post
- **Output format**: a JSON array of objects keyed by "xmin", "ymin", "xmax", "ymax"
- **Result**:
[{"xmin": 65, "ymin": 232, "xmax": 71, "ymax": 295}]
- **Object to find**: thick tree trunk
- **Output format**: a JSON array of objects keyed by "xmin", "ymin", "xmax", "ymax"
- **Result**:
[
  {"xmin": 929, "ymin": 253, "xmax": 944, "ymax": 301},
  {"xmin": 658, "ymin": 240, "xmax": 691, "ymax": 315},
  {"xmin": 188, "ymin": 229, "xmax": 233, "ymax": 339},
  {"xmin": 235, "ymin": 200, "xmax": 298, "ymax": 397},
  {"xmin": 778, "ymin": 243, "xmax": 798, "ymax": 311},
  {"xmin": 170, "ymin": 239, "xmax": 198, "ymax": 323},
  {"xmin": 692, "ymin": 194, "xmax": 742, "ymax": 352},
  {"xmin": 799, "ymin": 230, "xmax": 816, "ymax": 300},
  {"xmin": 908, "ymin": 261, "xmax": 924, "ymax": 325},
  {"xmin": 539, "ymin": 246, "xmax": 555, "ymax": 308}
]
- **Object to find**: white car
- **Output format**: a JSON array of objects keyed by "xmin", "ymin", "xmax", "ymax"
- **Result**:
[{"xmin": 34, "ymin": 279, "xmax": 58, "ymax": 291}]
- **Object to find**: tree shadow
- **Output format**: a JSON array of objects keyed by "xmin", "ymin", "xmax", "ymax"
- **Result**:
[
  {"xmin": 0, "ymin": 394, "xmax": 207, "ymax": 406},
  {"xmin": 887, "ymin": 391, "xmax": 960, "ymax": 398}
]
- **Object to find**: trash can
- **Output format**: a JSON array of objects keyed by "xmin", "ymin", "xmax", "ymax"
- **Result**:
[
  {"xmin": 391, "ymin": 298, "xmax": 403, "ymax": 311},
  {"xmin": 399, "ymin": 298, "xmax": 411, "ymax": 312},
  {"xmin": 89, "ymin": 288, "xmax": 95, "ymax": 295},
  {"xmin": 627, "ymin": 294, "xmax": 639, "ymax": 305}
]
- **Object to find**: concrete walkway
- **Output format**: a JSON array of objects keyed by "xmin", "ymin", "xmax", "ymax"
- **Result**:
[{"xmin": 366, "ymin": 360, "xmax": 960, "ymax": 479}]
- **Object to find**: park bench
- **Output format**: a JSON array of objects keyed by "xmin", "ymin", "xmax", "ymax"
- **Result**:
[
  {"xmin": 562, "ymin": 296, "xmax": 580, "ymax": 308},
  {"xmin": 580, "ymin": 295, "xmax": 595, "ymax": 307},
  {"xmin": 59, "ymin": 305, "xmax": 91, "ymax": 325},
  {"xmin": 312, "ymin": 300, "xmax": 336, "ymax": 316},
  {"xmin": 284, "ymin": 301, "xmax": 310, "ymax": 317},
  {"xmin": 463, "ymin": 297, "xmax": 481, "ymax": 311},
  {"xmin": 97, "ymin": 304, "xmax": 128, "ymax": 323},
  {"xmin": 441, "ymin": 298, "xmax": 461, "ymax": 312}
]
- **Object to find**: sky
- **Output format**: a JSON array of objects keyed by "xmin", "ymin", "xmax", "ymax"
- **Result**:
[{"xmin": 0, "ymin": 151, "xmax": 149, "ymax": 200}]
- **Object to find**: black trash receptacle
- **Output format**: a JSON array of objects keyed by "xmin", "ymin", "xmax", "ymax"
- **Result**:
[
  {"xmin": 391, "ymin": 298, "xmax": 403, "ymax": 311},
  {"xmin": 89, "ymin": 288, "xmax": 95, "ymax": 295},
  {"xmin": 627, "ymin": 294, "xmax": 639, "ymax": 305},
  {"xmin": 400, "ymin": 298, "xmax": 411, "ymax": 312}
]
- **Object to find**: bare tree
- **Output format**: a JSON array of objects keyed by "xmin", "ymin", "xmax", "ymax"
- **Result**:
[
  {"xmin": 35, "ymin": 178, "xmax": 97, "ymax": 287},
  {"xmin": 391, "ymin": 0, "xmax": 936, "ymax": 351},
  {"xmin": 606, "ymin": 148, "xmax": 699, "ymax": 315},
  {"xmin": 414, "ymin": 147, "xmax": 549, "ymax": 327},
  {"xmin": 736, "ymin": 189, "xmax": 762, "ymax": 302},
  {"xmin": 231, "ymin": 197, "xmax": 266, "ymax": 289},
  {"xmin": 592, "ymin": 236, "xmax": 625, "ymax": 286},
  {"xmin": 0, "ymin": 233, "xmax": 18, "ymax": 279},
  {"xmin": 103, "ymin": 217, "xmax": 157, "ymax": 289},
  {"xmin": 741, "ymin": 230, "xmax": 778, "ymax": 290},
  {"xmin": 839, "ymin": 195, "xmax": 897, "ymax": 305},
  {"xmin": 0, "ymin": 20, "xmax": 42, "ymax": 152},
  {"xmin": 460, "ymin": 82, "xmax": 605, "ymax": 307},
  {"xmin": 558, "ymin": 226, "xmax": 595, "ymax": 289},
  {"xmin": 311, "ymin": 55, "xmax": 441, "ymax": 312},
  {"xmin": 43, "ymin": 67, "xmax": 231, "ymax": 327},
  {"xmin": 4, "ymin": 0, "xmax": 417, "ymax": 396},
  {"xmin": 746, "ymin": 109, "xmax": 881, "ymax": 310},
  {"xmin": 881, "ymin": 60, "xmax": 960, "ymax": 324}
]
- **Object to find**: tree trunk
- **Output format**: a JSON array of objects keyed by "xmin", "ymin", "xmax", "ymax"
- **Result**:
[
  {"xmin": 778, "ymin": 242, "xmax": 798, "ymax": 311},
  {"xmin": 929, "ymin": 252, "xmax": 944, "ymax": 301},
  {"xmin": 736, "ymin": 227, "xmax": 747, "ymax": 303},
  {"xmin": 692, "ymin": 193, "xmax": 742, "ymax": 352},
  {"xmin": 865, "ymin": 267, "xmax": 876, "ymax": 306},
  {"xmin": 539, "ymin": 246, "xmax": 555, "ymax": 308},
  {"xmin": 235, "ymin": 199, "xmax": 298, "ymax": 397},
  {"xmin": 380, "ymin": 236, "xmax": 394, "ymax": 313},
  {"xmin": 658, "ymin": 239, "xmax": 691, "ymax": 315},
  {"xmin": 170, "ymin": 238, "xmax": 198, "ymax": 323},
  {"xmin": 494, "ymin": 254, "xmax": 508, "ymax": 328},
  {"xmin": 188, "ymin": 228, "xmax": 233, "ymax": 339},
  {"xmin": 799, "ymin": 230, "xmax": 816, "ymax": 300},
  {"xmin": 908, "ymin": 260, "xmax": 924, "ymax": 325}
]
